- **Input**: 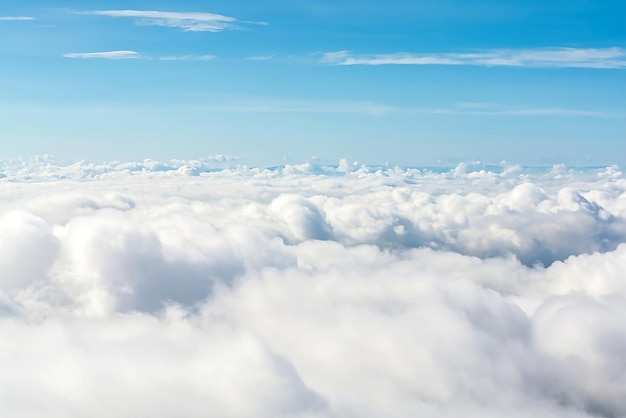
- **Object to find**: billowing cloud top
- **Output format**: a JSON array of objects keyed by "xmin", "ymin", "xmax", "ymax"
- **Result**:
[{"xmin": 1, "ymin": 157, "xmax": 625, "ymax": 417}]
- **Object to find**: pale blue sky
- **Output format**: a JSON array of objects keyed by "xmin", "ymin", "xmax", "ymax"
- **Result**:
[{"xmin": 1, "ymin": 1, "xmax": 624, "ymax": 166}]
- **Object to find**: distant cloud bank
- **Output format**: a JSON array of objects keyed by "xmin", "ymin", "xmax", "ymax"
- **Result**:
[{"xmin": 1, "ymin": 157, "xmax": 624, "ymax": 417}]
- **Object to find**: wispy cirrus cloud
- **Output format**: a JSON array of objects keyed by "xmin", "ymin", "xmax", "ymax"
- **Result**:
[
  {"xmin": 195, "ymin": 98, "xmax": 610, "ymax": 117},
  {"xmin": 62, "ymin": 51, "xmax": 217, "ymax": 61},
  {"xmin": 63, "ymin": 50, "xmax": 141, "ymax": 59},
  {"xmin": 321, "ymin": 47, "xmax": 626, "ymax": 69},
  {"xmin": 78, "ymin": 9, "xmax": 265, "ymax": 32},
  {"xmin": 448, "ymin": 102, "xmax": 607, "ymax": 116},
  {"xmin": 0, "ymin": 16, "xmax": 34, "ymax": 21}
]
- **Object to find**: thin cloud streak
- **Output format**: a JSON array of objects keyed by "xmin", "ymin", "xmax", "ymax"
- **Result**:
[
  {"xmin": 62, "ymin": 51, "xmax": 217, "ymax": 61},
  {"xmin": 322, "ymin": 47, "xmax": 626, "ymax": 69},
  {"xmin": 63, "ymin": 50, "xmax": 141, "ymax": 59},
  {"xmin": 0, "ymin": 16, "xmax": 34, "ymax": 21},
  {"xmin": 197, "ymin": 99, "xmax": 612, "ymax": 117},
  {"xmin": 78, "ymin": 9, "xmax": 262, "ymax": 32}
]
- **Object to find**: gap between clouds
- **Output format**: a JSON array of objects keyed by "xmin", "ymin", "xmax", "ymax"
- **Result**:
[
  {"xmin": 1, "ymin": 91, "xmax": 612, "ymax": 117},
  {"xmin": 321, "ymin": 47, "xmax": 626, "ymax": 69},
  {"xmin": 10, "ymin": 89, "xmax": 612, "ymax": 118}
]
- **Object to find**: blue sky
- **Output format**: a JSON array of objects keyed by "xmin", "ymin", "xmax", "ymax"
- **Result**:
[{"xmin": 1, "ymin": 0, "xmax": 624, "ymax": 166}]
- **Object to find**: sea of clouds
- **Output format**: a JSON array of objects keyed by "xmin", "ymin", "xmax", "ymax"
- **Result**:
[{"xmin": 1, "ymin": 156, "xmax": 625, "ymax": 418}]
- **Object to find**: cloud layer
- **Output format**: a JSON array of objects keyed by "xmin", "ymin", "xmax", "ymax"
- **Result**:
[
  {"xmin": 322, "ymin": 48, "xmax": 626, "ymax": 69},
  {"xmin": 1, "ymin": 158, "xmax": 624, "ymax": 417}
]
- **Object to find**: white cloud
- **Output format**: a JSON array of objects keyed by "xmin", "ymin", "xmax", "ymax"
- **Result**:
[
  {"xmin": 62, "ymin": 51, "xmax": 218, "ymax": 61},
  {"xmin": 0, "ymin": 16, "xmax": 34, "ymax": 21},
  {"xmin": 63, "ymin": 51, "xmax": 217, "ymax": 61},
  {"xmin": 79, "ymin": 9, "xmax": 260, "ymax": 32},
  {"xmin": 63, "ymin": 50, "xmax": 141, "ymax": 59},
  {"xmin": 0, "ymin": 159, "xmax": 624, "ymax": 417},
  {"xmin": 321, "ymin": 47, "xmax": 626, "ymax": 69}
]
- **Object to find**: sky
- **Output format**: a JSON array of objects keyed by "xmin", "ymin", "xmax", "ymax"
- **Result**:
[
  {"xmin": 2, "ymin": 3, "xmax": 626, "ymax": 415},
  {"xmin": 0, "ymin": 0, "xmax": 625, "ymax": 166}
]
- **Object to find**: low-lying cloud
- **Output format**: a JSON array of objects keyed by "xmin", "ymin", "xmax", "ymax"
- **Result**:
[{"xmin": 1, "ymin": 158, "xmax": 624, "ymax": 417}]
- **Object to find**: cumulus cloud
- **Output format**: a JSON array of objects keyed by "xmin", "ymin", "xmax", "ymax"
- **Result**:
[
  {"xmin": 321, "ymin": 47, "xmax": 626, "ymax": 69},
  {"xmin": 0, "ymin": 158, "xmax": 624, "ymax": 417},
  {"xmin": 78, "ymin": 9, "xmax": 263, "ymax": 32}
]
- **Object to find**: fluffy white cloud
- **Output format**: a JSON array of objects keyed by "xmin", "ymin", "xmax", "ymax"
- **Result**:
[
  {"xmin": 0, "ymin": 211, "xmax": 59, "ymax": 292},
  {"xmin": 0, "ymin": 158, "xmax": 624, "ymax": 417}
]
